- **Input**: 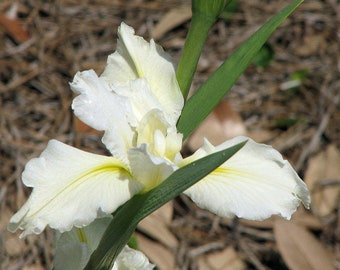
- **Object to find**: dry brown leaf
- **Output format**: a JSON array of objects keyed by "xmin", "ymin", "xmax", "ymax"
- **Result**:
[
  {"xmin": 151, "ymin": 200, "xmax": 173, "ymax": 225},
  {"xmin": 74, "ymin": 117, "xmax": 102, "ymax": 134},
  {"xmin": 136, "ymin": 234, "xmax": 178, "ymax": 270},
  {"xmin": 238, "ymin": 207, "xmax": 322, "ymax": 230},
  {"xmin": 23, "ymin": 264, "xmax": 45, "ymax": 270},
  {"xmin": 137, "ymin": 202, "xmax": 178, "ymax": 249},
  {"xmin": 187, "ymin": 100, "xmax": 247, "ymax": 151},
  {"xmin": 151, "ymin": 6, "xmax": 191, "ymax": 40},
  {"xmin": 290, "ymin": 208, "xmax": 323, "ymax": 230},
  {"xmin": 0, "ymin": 14, "xmax": 30, "ymax": 43},
  {"xmin": 198, "ymin": 246, "xmax": 246, "ymax": 270},
  {"xmin": 295, "ymin": 35, "xmax": 327, "ymax": 57},
  {"xmin": 4, "ymin": 236, "xmax": 23, "ymax": 256},
  {"xmin": 304, "ymin": 144, "xmax": 340, "ymax": 216},
  {"xmin": 247, "ymin": 129, "xmax": 277, "ymax": 143},
  {"xmin": 238, "ymin": 217, "xmax": 275, "ymax": 229},
  {"xmin": 274, "ymin": 219, "xmax": 335, "ymax": 270}
]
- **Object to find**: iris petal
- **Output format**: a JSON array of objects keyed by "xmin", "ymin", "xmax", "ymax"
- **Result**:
[
  {"xmin": 71, "ymin": 70, "xmax": 136, "ymax": 163},
  {"xmin": 129, "ymin": 144, "xmax": 177, "ymax": 192},
  {"xmin": 183, "ymin": 136, "xmax": 310, "ymax": 220},
  {"xmin": 113, "ymin": 245, "xmax": 155, "ymax": 270},
  {"xmin": 54, "ymin": 216, "xmax": 113, "ymax": 270},
  {"xmin": 101, "ymin": 22, "xmax": 184, "ymax": 126},
  {"xmin": 8, "ymin": 140, "xmax": 143, "ymax": 238}
]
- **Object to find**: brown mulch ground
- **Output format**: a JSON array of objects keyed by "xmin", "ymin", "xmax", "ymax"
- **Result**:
[{"xmin": 1, "ymin": 0, "xmax": 339, "ymax": 269}]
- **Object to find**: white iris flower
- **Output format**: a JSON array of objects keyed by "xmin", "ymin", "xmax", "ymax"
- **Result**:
[
  {"xmin": 54, "ymin": 216, "xmax": 154, "ymax": 270},
  {"xmin": 8, "ymin": 23, "xmax": 310, "ymax": 240}
]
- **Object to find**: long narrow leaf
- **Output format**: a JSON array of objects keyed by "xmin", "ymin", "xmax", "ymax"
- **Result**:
[
  {"xmin": 177, "ymin": 0, "xmax": 304, "ymax": 140},
  {"xmin": 85, "ymin": 141, "xmax": 246, "ymax": 269}
]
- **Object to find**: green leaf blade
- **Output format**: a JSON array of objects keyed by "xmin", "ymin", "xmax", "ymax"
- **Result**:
[
  {"xmin": 177, "ymin": 0, "xmax": 304, "ymax": 139},
  {"xmin": 85, "ymin": 141, "xmax": 246, "ymax": 270}
]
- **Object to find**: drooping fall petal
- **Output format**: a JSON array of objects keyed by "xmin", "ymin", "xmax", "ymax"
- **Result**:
[
  {"xmin": 8, "ymin": 140, "xmax": 143, "ymax": 238},
  {"xmin": 101, "ymin": 22, "xmax": 184, "ymax": 126},
  {"xmin": 183, "ymin": 136, "xmax": 310, "ymax": 220}
]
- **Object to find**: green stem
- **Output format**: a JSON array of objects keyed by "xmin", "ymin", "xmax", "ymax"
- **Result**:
[
  {"xmin": 177, "ymin": 0, "xmax": 304, "ymax": 140},
  {"xmin": 176, "ymin": 12, "xmax": 216, "ymax": 100}
]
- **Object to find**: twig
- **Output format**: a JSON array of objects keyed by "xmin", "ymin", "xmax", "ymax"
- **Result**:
[
  {"xmin": 0, "ymin": 66, "xmax": 40, "ymax": 93},
  {"xmin": 239, "ymin": 239, "xmax": 269, "ymax": 270},
  {"xmin": 296, "ymin": 93, "xmax": 340, "ymax": 171},
  {"xmin": 188, "ymin": 241, "xmax": 225, "ymax": 258}
]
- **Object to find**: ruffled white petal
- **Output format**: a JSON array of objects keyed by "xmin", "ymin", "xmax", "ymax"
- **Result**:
[
  {"xmin": 128, "ymin": 144, "xmax": 177, "ymax": 192},
  {"xmin": 101, "ymin": 22, "xmax": 184, "ymax": 126},
  {"xmin": 70, "ymin": 70, "xmax": 136, "ymax": 163},
  {"xmin": 113, "ymin": 245, "xmax": 155, "ymax": 270},
  {"xmin": 136, "ymin": 109, "xmax": 182, "ymax": 161},
  {"xmin": 8, "ymin": 140, "xmax": 143, "ymax": 238},
  {"xmin": 183, "ymin": 136, "xmax": 311, "ymax": 220},
  {"xmin": 112, "ymin": 78, "xmax": 162, "ymax": 123}
]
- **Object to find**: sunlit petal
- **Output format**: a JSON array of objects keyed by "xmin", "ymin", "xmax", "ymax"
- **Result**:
[
  {"xmin": 164, "ymin": 125, "xmax": 184, "ymax": 163},
  {"xmin": 128, "ymin": 144, "xmax": 177, "ymax": 192},
  {"xmin": 113, "ymin": 245, "xmax": 155, "ymax": 270},
  {"xmin": 137, "ymin": 109, "xmax": 168, "ymax": 148},
  {"xmin": 70, "ymin": 70, "xmax": 136, "ymax": 163},
  {"xmin": 183, "ymin": 136, "xmax": 311, "ymax": 220},
  {"xmin": 136, "ymin": 109, "xmax": 182, "ymax": 161},
  {"xmin": 8, "ymin": 140, "xmax": 143, "ymax": 238},
  {"xmin": 101, "ymin": 22, "xmax": 184, "ymax": 126},
  {"xmin": 113, "ymin": 78, "xmax": 162, "ymax": 123}
]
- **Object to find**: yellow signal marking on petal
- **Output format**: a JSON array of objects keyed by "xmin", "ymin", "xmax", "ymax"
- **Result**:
[
  {"xmin": 211, "ymin": 167, "xmax": 292, "ymax": 192},
  {"xmin": 139, "ymin": 170, "xmax": 163, "ymax": 194},
  {"xmin": 213, "ymin": 167, "xmax": 248, "ymax": 178},
  {"xmin": 177, "ymin": 158, "xmax": 195, "ymax": 168},
  {"xmin": 209, "ymin": 167, "xmax": 253, "ymax": 185},
  {"xmin": 76, "ymin": 228, "xmax": 87, "ymax": 243},
  {"xmin": 136, "ymin": 65, "xmax": 144, "ymax": 78},
  {"xmin": 213, "ymin": 167, "xmax": 268, "ymax": 183},
  {"xmin": 27, "ymin": 160, "xmax": 131, "ymax": 220}
]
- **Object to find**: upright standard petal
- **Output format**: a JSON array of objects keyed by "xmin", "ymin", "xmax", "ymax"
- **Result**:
[
  {"xmin": 101, "ymin": 22, "xmax": 184, "ymax": 126},
  {"xmin": 71, "ymin": 70, "xmax": 136, "ymax": 163},
  {"xmin": 8, "ymin": 140, "xmax": 143, "ymax": 238},
  {"xmin": 113, "ymin": 78, "xmax": 163, "ymax": 123},
  {"xmin": 183, "ymin": 136, "xmax": 311, "ymax": 220}
]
